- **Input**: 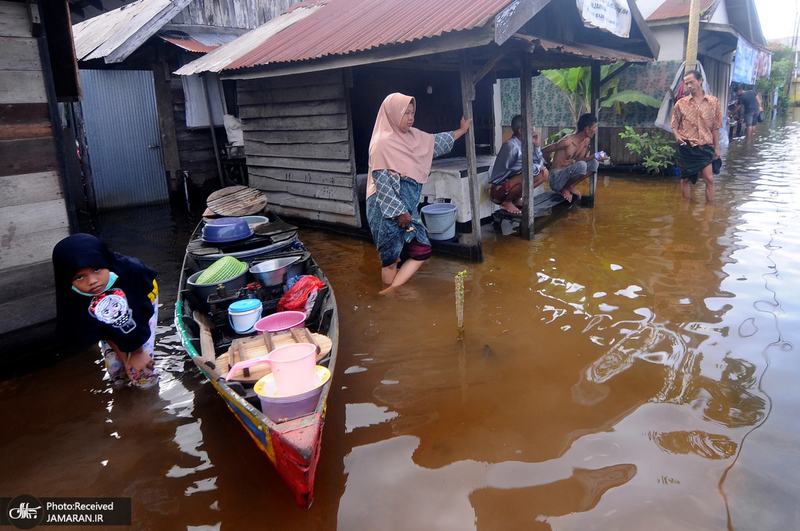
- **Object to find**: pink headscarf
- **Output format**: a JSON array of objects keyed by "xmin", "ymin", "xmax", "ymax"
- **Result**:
[{"xmin": 366, "ymin": 93, "xmax": 436, "ymax": 198}]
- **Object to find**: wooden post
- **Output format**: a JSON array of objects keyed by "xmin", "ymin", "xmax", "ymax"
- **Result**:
[
  {"xmin": 589, "ymin": 62, "xmax": 600, "ymax": 203},
  {"xmin": 686, "ymin": 0, "xmax": 701, "ymax": 71},
  {"xmin": 151, "ymin": 49, "xmax": 182, "ymax": 194},
  {"xmin": 520, "ymin": 53, "xmax": 535, "ymax": 239},
  {"xmin": 36, "ymin": 3, "xmax": 78, "ymax": 231},
  {"xmin": 201, "ymin": 73, "xmax": 225, "ymax": 189},
  {"xmin": 459, "ymin": 51, "xmax": 483, "ymax": 260},
  {"xmin": 72, "ymin": 101, "xmax": 96, "ymax": 213}
]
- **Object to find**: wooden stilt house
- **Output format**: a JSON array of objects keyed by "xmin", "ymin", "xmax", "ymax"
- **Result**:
[{"xmin": 177, "ymin": 0, "xmax": 659, "ymax": 257}]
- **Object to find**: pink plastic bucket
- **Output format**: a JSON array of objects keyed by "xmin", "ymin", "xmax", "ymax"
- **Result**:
[
  {"xmin": 254, "ymin": 311, "xmax": 306, "ymax": 335},
  {"xmin": 265, "ymin": 343, "xmax": 317, "ymax": 396}
]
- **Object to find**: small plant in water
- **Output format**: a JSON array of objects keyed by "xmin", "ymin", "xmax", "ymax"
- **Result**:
[
  {"xmin": 455, "ymin": 270, "xmax": 467, "ymax": 340},
  {"xmin": 618, "ymin": 126, "xmax": 677, "ymax": 175}
]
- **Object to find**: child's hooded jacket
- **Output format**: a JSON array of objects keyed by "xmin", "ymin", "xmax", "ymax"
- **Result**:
[{"xmin": 52, "ymin": 234, "xmax": 158, "ymax": 352}]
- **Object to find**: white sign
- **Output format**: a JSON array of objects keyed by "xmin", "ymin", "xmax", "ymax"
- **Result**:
[{"xmin": 577, "ymin": 0, "xmax": 632, "ymax": 38}]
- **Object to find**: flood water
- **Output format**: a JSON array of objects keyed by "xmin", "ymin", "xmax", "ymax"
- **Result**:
[{"xmin": 3, "ymin": 113, "xmax": 800, "ymax": 530}]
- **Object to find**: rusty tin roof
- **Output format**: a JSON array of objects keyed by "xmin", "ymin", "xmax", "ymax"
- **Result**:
[
  {"xmin": 177, "ymin": 0, "xmax": 659, "ymax": 77},
  {"xmin": 214, "ymin": 0, "xmax": 514, "ymax": 71},
  {"xmin": 647, "ymin": 0, "xmax": 717, "ymax": 21}
]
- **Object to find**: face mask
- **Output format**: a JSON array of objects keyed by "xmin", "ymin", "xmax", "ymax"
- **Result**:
[{"xmin": 72, "ymin": 271, "xmax": 118, "ymax": 296}]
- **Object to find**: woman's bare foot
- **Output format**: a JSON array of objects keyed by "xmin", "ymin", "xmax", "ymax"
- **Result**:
[
  {"xmin": 568, "ymin": 186, "xmax": 582, "ymax": 200},
  {"xmin": 499, "ymin": 201, "xmax": 521, "ymax": 215},
  {"xmin": 378, "ymin": 259, "xmax": 425, "ymax": 294},
  {"xmin": 379, "ymin": 285, "xmax": 396, "ymax": 296}
]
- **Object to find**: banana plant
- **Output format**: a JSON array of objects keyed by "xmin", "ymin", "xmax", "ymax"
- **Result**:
[{"xmin": 541, "ymin": 63, "xmax": 660, "ymax": 126}]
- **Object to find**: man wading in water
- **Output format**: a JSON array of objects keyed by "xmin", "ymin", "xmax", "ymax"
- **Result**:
[{"xmin": 671, "ymin": 69, "xmax": 722, "ymax": 204}]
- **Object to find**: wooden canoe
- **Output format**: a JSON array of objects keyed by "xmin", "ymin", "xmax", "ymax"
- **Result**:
[{"xmin": 174, "ymin": 214, "xmax": 337, "ymax": 508}]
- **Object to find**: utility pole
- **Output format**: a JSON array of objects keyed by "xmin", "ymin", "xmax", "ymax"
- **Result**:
[
  {"xmin": 685, "ymin": 0, "xmax": 701, "ymax": 71},
  {"xmin": 791, "ymin": 8, "xmax": 800, "ymax": 104}
]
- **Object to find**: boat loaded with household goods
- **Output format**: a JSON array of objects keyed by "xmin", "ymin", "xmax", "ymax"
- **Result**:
[{"xmin": 174, "ymin": 187, "xmax": 338, "ymax": 508}]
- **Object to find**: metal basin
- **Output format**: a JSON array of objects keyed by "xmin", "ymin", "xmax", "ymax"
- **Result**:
[{"xmin": 249, "ymin": 256, "xmax": 301, "ymax": 287}]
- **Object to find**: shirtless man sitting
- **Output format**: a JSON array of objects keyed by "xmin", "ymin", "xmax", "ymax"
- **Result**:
[{"xmin": 542, "ymin": 113, "xmax": 607, "ymax": 202}]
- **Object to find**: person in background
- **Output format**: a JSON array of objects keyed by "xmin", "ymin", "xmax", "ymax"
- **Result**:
[
  {"xmin": 735, "ymin": 85, "xmax": 762, "ymax": 137},
  {"xmin": 727, "ymin": 97, "xmax": 745, "ymax": 139},
  {"xmin": 52, "ymin": 234, "xmax": 159, "ymax": 388},
  {"xmin": 489, "ymin": 114, "xmax": 549, "ymax": 215},
  {"xmin": 542, "ymin": 113, "xmax": 606, "ymax": 202},
  {"xmin": 671, "ymin": 69, "xmax": 722, "ymax": 204},
  {"xmin": 365, "ymin": 93, "xmax": 471, "ymax": 295}
]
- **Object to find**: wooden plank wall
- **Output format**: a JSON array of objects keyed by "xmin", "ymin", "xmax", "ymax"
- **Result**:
[
  {"xmin": 238, "ymin": 70, "xmax": 359, "ymax": 227},
  {"xmin": 169, "ymin": 72, "xmax": 222, "ymax": 188},
  {"xmin": 0, "ymin": 1, "xmax": 69, "ymax": 334},
  {"xmin": 174, "ymin": 0, "xmax": 304, "ymax": 30}
]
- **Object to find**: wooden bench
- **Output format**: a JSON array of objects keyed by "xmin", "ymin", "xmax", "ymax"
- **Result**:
[{"xmin": 491, "ymin": 191, "xmax": 570, "ymax": 227}]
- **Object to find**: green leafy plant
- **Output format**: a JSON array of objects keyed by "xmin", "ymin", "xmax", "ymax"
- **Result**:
[
  {"xmin": 618, "ymin": 126, "xmax": 677, "ymax": 174},
  {"xmin": 758, "ymin": 42, "xmax": 794, "ymax": 114},
  {"xmin": 541, "ymin": 63, "xmax": 661, "ymax": 126},
  {"xmin": 548, "ymin": 127, "xmax": 573, "ymax": 144}
]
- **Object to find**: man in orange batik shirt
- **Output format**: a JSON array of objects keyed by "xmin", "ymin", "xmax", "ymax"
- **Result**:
[{"xmin": 671, "ymin": 69, "xmax": 723, "ymax": 203}]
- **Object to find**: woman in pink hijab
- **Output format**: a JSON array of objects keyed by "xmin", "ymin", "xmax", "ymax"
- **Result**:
[{"xmin": 366, "ymin": 93, "xmax": 471, "ymax": 294}]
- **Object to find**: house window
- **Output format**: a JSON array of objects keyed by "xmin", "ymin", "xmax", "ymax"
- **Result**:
[{"xmin": 182, "ymin": 73, "xmax": 227, "ymax": 128}]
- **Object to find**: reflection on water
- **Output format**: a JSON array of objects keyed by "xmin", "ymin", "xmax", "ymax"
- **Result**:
[{"xmin": 3, "ymin": 115, "xmax": 800, "ymax": 529}]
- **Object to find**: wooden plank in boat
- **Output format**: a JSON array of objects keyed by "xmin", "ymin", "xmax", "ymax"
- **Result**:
[
  {"xmin": 207, "ymin": 185, "xmax": 269, "ymax": 217},
  {"xmin": 252, "ymin": 219, "xmax": 298, "ymax": 237},
  {"xmin": 192, "ymin": 311, "xmax": 224, "ymax": 380},
  {"xmin": 219, "ymin": 328, "xmax": 332, "ymax": 383}
]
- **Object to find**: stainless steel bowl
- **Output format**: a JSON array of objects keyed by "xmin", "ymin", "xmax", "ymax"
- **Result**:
[{"xmin": 249, "ymin": 256, "xmax": 301, "ymax": 287}]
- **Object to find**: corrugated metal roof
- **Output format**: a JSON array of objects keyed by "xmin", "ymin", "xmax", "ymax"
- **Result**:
[
  {"xmin": 647, "ymin": 0, "xmax": 716, "ymax": 21},
  {"xmin": 222, "ymin": 0, "xmax": 514, "ymax": 71},
  {"xmin": 159, "ymin": 28, "xmax": 242, "ymax": 53},
  {"xmin": 73, "ymin": 0, "xmax": 193, "ymax": 63},
  {"xmin": 174, "ymin": 2, "xmax": 324, "ymax": 75},
  {"xmin": 534, "ymin": 37, "xmax": 653, "ymax": 63},
  {"xmin": 161, "ymin": 35, "xmax": 217, "ymax": 53}
]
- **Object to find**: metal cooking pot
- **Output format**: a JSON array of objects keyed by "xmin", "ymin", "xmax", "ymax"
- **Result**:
[{"xmin": 187, "ymin": 268, "xmax": 248, "ymax": 303}]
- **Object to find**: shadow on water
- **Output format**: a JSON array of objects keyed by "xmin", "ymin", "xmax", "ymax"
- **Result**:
[{"xmin": 2, "ymin": 113, "xmax": 800, "ymax": 530}]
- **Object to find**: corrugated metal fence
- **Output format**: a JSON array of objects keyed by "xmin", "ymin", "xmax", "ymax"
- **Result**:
[{"xmin": 79, "ymin": 70, "xmax": 168, "ymax": 210}]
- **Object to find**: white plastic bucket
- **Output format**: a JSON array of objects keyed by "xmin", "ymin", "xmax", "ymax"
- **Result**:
[
  {"xmin": 228, "ymin": 299, "xmax": 263, "ymax": 334},
  {"xmin": 421, "ymin": 203, "xmax": 458, "ymax": 241}
]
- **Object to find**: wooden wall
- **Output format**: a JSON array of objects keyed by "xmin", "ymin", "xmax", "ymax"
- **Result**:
[
  {"xmin": 168, "ymin": 69, "xmax": 224, "ymax": 192},
  {"xmin": 0, "ymin": 1, "xmax": 70, "ymax": 337},
  {"xmin": 239, "ymin": 70, "xmax": 359, "ymax": 227},
  {"xmin": 173, "ymin": 0, "xmax": 305, "ymax": 30}
]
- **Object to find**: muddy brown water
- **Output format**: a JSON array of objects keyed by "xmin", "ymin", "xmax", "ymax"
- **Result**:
[{"xmin": 3, "ymin": 115, "xmax": 800, "ymax": 530}]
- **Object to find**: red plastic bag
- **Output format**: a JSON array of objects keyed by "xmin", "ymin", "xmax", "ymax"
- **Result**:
[{"xmin": 277, "ymin": 275, "xmax": 326, "ymax": 316}]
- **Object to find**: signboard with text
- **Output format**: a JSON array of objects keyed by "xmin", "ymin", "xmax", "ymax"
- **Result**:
[{"xmin": 577, "ymin": 0, "xmax": 632, "ymax": 38}]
